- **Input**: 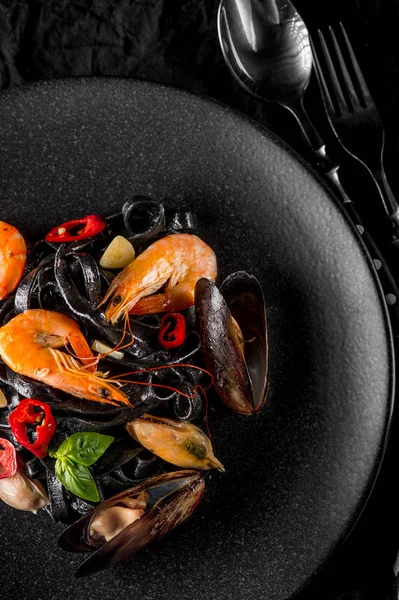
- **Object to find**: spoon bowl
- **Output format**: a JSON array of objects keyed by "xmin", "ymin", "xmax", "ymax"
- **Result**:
[
  {"xmin": 217, "ymin": 0, "xmax": 325, "ymax": 154},
  {"xmin": 218, "ymin": 0, "xmax": 312, "ymax": 105}
]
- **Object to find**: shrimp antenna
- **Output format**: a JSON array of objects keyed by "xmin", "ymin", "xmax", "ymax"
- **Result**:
[
  {"xmin": 108, "ymin": 363, "xmax": 214, "ymax": 391},
  {"xmin": 114, "ymin": 377, "xmax": 208, "ymax": 402},
  {"xmin": 94, "ymin": 311, "xmax": 136, "ymax": 359}
]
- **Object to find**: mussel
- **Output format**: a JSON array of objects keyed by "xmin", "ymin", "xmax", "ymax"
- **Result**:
[
  {"xmin": 58, "ymin": 470, "xmax": 204, "ymax": 577},
  {"xmin": 195, "ymin": 271, "xmax": 268, "ymax": 415},
  {"xmin": 126, "ymin": 413, "xmax": 224, "ymax": 471}
]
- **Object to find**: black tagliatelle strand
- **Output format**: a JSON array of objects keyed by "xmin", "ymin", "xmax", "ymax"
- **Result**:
[{"xmin": 0, "ymin": 196, "xmax": 209, "ymax": 525}]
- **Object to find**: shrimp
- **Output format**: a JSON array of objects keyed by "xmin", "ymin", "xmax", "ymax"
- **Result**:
[
  {"xmin": 0, "ymin": 309, "xmax": 130, "ymax": 406},
  {"xmin": 0, "ymin": 221, "xmax": 27, "ymax": 300},
  {"xmin": 101, "ymin": 233, "xmax": 217, "ymax": 324}
]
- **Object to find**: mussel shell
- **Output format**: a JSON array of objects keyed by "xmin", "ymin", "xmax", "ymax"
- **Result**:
[
  {"xmin": 220, "ymin": 271, "xmax": 268, "ymax": 412},
  {"xmin": 195, "ymin": 273, "xmax": 268, "ymax": 415},
  {"xmin": 58, "ymin": 470, "xmax": 204, "ymax": 577}
]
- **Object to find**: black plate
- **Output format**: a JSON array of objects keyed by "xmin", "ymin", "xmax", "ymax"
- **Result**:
[{"xmin": 0, "ymin": 78, "xmax": 394, "ymax": 600}]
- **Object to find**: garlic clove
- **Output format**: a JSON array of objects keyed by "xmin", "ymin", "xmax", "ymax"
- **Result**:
[
  {"xmin": 99, "ymin": 236, "xmax": 135, "ymax": 269},
  {"xmin": 0, "ymin": 389, "xmax": 7, "ymax": 408},
  {"xmin": 91, "ymin": 339, "xmax": 124, "ymax": 360}
]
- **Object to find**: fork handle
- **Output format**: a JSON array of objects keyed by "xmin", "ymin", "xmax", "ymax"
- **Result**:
[
  {"xmin": 314, "ymin": 149, "xmax": 399, "ymax": 323},
  {"xmin": 371, "ymin": 166, "xmax": 399, "ymax": 231},
  {"xmin": 306, "ymin": 146, "xmax": 399, "ymax": 327}
]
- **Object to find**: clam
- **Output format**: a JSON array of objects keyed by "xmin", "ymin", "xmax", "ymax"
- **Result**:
[
  {"xmin": 58, "ymin": 470, "xmax": 204, "ymax": 577},
  {"xmin": 195, "ymin": 272, "xmax": 268, "ymax": 415}
]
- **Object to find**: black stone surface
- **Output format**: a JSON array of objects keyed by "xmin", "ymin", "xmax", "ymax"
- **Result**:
[{"xmin": 0, "ymin": 2, "xmax": 399, "ymax": 599}]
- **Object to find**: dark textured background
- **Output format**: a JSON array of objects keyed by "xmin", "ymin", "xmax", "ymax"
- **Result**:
[{"xmin": 1, "ymin": 1, "xmax": 399, "ymax": 598}]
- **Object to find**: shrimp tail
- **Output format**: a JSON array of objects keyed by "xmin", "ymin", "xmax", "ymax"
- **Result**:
[{"xmin": 67, "ymin": 332, "xmax": 97, "ymax": 373}]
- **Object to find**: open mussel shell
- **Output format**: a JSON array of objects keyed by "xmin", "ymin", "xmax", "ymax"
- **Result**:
[
  {"xmin": 221, "ymin": 271, "xmax": 269, "ymax": 410},
  {"xmin": 58, "ymin": 470, "xmax": 204, "ymax": 577},
  {"xmin": 195, "ymin": 272, "xmax": 268, "ymax": 415}
]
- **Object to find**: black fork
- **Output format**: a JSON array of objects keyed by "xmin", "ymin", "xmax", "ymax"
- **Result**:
[{"xmin": 311, "ymin": 22, "xmax": 399, "ymax": 232}]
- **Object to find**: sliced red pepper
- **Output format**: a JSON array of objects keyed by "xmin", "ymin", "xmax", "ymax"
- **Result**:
[
  {"xmin": 0, "ymin": 438, "xmax": 18, "ymax": 479},
  {"xmin": 45, "ymin": 214, "xmax": 106, "ymax": 243},
  {"xmin": 8, "ymin": 399, "xmax": 56, "ymax": 458},
  {"xmin": 158, "ymin": 312, "xmax": 186, "ymax": 349}
]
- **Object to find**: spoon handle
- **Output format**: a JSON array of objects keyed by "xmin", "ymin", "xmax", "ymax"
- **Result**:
[
  {"xmin": 287, "ymin": 99, "xmax": 360, "ymax": 195},
  {"xmin": 288, "ymin": 100, "xmax": 399, "ymax": 323},
  {"xmin": 287, "ymin": 99, "xmax": 328, "ymax": 157}
]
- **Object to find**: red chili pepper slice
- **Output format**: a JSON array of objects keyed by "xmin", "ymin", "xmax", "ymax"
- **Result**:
[
  {"xmin": 45, "ymin": 214, "xmax": 106, "ymax": 243},
  {"xmin": 0, "ymin": 438, "xmax": 18, "ymax": 479},
  {"xmin": 8, "ymin": 399, "xmax": 56, "ymax": 458},
  {"xmin": 158, "ymin": 312, "xmax": 186, "ymax": 349}
]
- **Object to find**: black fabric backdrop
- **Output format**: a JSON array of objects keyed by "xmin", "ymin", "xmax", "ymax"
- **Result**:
[{"xmin": 1, "ymin": 1, "xmax": 399, "ymax": 598}]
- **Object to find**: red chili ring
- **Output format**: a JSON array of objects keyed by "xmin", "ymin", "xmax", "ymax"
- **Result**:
[
  {"xmin": 45, "ymin": 214, "xmax": 106, "ymax": 243},
  {"xmin": 8, "ymin": 399, "xmax": 56, "ymax": 459},
  {"xmin": 158, "ymin": 313, "xmax": 186, "ymax": 349}
]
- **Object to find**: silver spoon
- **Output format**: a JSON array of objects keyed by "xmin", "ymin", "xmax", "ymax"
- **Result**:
[{"xmin": 217, "ymin": 0, "xmax": 329, "ymax": 162}]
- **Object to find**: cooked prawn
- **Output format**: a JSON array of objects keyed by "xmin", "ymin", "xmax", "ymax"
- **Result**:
[
  {"xmin": 0, "ymin": 221, "xmax": 27, "ymax": 300},
  {"xmin": 101, "ymin": 233, "xmax": 217, "ymax": 324},
  {"xmin": 0, "ymin": 309, "xmax": 130, "ymax": 406}
]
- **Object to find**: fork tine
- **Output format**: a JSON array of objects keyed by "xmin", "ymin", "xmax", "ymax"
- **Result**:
[
  {"xmin": 338, "ymin": 22, "xmax": 372, "ymax": 106},
  {"xmin": 316, "ymin": 29, "xmax": 348, "ymax": 116},
  {"xmin": 310, "ymin": 36, "xmax": 336, "ymax": 116},
  {"xmin": 328, "ymin": 25, "xmax": 362, "ymax": 112}
]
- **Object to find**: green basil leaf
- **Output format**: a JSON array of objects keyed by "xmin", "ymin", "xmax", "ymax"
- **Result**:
[
  {"xmin": 55, "ymin": 456, "xmax": 100, "ymax": 503},
  {"xmin": 52, "ymin": 432, "xmax": 114, "ymax": 466},
  {"xmin": 51, "ymin": 435, "xmax": 77, "ymax": 459}
]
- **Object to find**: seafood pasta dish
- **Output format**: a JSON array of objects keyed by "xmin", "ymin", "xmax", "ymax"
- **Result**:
[{"xmin": 0, "ymin": 197, "xmax": 268, "ymax": 577}]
